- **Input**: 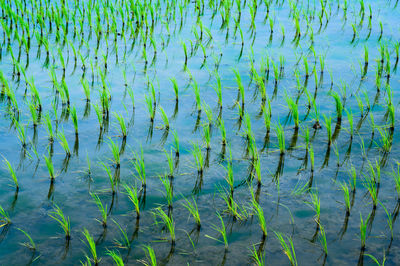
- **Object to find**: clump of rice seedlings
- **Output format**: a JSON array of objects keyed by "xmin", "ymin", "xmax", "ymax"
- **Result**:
[
  {"xmin": 330, "ymin": 91, "xmax": 343, "ymax": 121},
  {"xmin": 376, "ymin": 127, "xmax": 392, "ymax": 153},
  {"xmin": 214, "ymin": 74, "xmax": 223, "ymax": 106},
  {"xmin": 108, "ymin": 138, "xmax": 121, "ymax": 168},
  {"xmin": 360, "ymin": 213, "xmax": 370, "ymax": 250},
  {"xmin": 345, "ymin": 109, "xmax": 354, "ymax": 139},
  {"xmin": 106, "ymin": 250, "xmax": 124, "ymax": 266},
  {"xmin": 93, "ymin": 104, "xmax": 104, "ymax": 130},
  {"xmin": 181, "ymin": 196, "xmax": 201, "ymax": 229},
  {"xmin": 14, "ymin": 120, "xmax": 27, "ymax": 147},
  {"xmin": 82, "ymin": 228, "xmax": 100, "ymax": 265},
  {"xmin": 275, "ymin": 124, "xmax": 286, "ymax": 155},
  {"xmin": 192, "ymin": 79, "xmax": 202, "ymax": 111},
  {"xmin": 158, "ymin": 106, "xmax": 169, "ymax": 130},
  {"xmin": 48, "ymin": 204, "xmax": 71, "ymax": 240},
  {"xmin": 44, "ymin": 113, "xmax": 54, "ymax": 142},
  {"xmin": 81, "ymin": 78, "xmax": 90, "ymax": 102},
  {"xmin": 392, "ymin": 163, "xmax": 400, "ymax": 200},
  {"xmin": 275, "ymin": 232, "xmax": 297, "ymax": 266},
  {"xmin": 233, "ymin": 69, "xmax": 245, "ymax": 106},
  {"xmin": 145, "ymin": 94, "xmax": 155, "ymax": 122},
  {"xmin": 205, "ymin": 212, "xmax": 228, "ymax": 250},
  {"xmin": 58, "ymin": 130, "xmax": 71, "ymax": 157},
  {"xmin": 285, "ymin": 94, "xmax": 300, "ymax": 128},
  {"xmin": 28, "ymin": 102, "xmax": 39, "ymax": 127},
  {"xmin": 340, "ymin": 182, "xmax": 351, "ymax": 214},
  {"xmin": 308, "ymin": 191, "xmax": 321, "ymax": 224},
  {"xmin": 319, "ymin": 224, "xmax": 328, "ymax": 255},
  {"xmin": 172, "ymin": 130, "xmax": 180, "ymax": 157},
  {"xmin": 44, "ymin": 154, "xmax": 55, "ymax": 183},
  {"xmin": 70, "ymin": 106, "xmax": 79, "ymax": 136},
  {"xmin": 170, "ymin": 78, "xmax": 179, "ymax": 102},
  {"xmin": 90, "ymin": 193, "xmax": 108, "ymax": 228},
  {"xmin": 323, "ymin": 115, "xmax": 332, "ymax": 145},
  {"xmin": 124, "ymin": 184, "xmax": 140, "ymax": 218},
  {"xmin": 16, "ymin": 228, "xmax": 36, "ymax": 251},
  {"xmin": 363, "ymin": 168, "xmax": 378, "ymax": 209},
  {"xmin": 191, "ymin": 142, "xmax": 204, "ymax": 174},
  {"xmin": 114, "ymin": 113, "xmax": 127, "ymax": 139},
  {"xmin": 164, "ymin": 149, "xmax": 174, "ymax": 178},
  {"xmin": 203, "ymin": 125, "xmax": 211, "ymax": 150},
  {"xmin": 113, "ymin": 219, "xmax": 131, "ymax": 249},
  {"xmin": 218, "ymin": 118, "xmax": 227, "ymax": 146},
  {"xmin": 140, "ymin": 245, "xmax": 157, "ymax": 266},
  {"xmin": 3, "ymin": 157, "xmax": 18, "ymax": 191},
  {"xmin": 160, "ymin": 175, "xmax": 173, "ymax": 209},
  {"xmin": 153, "ymin": 207, "xmax": 175, "ymax": 245},
  {"xmin": 101, "ymin": 162, "xmax": 116, "ymax": 195},
  {"xmin": 380, "ymin": 202, "xmax": 393, "ymax": 240},
  {"xmin": 251, "ymin": 189, "xmax": 267, "ymax": 238},
  {"xmin": 0, "ymin": 204, "xmax": 11, "ymax": 227},
  {"xmin": 132, "ymin": 147, "xmax": 146, "ymax": 188},
  {"xmin": 250, "ymin": 244, "xmax": 265, "ymax": 266}
]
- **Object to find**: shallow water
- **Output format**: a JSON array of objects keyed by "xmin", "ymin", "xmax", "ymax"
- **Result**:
[{"xmin": 0, "ymin": 0, "xmax": 400, "ymax": 265}]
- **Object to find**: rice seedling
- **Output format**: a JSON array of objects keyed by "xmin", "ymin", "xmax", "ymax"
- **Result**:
[
  {"xmin": 140, "ymin": 245, "xmax": 157, "ymax": 266},
  {"xmin": 285, "ymin": 94, "xmax": 300, "ymax": 128},
  {"xmin": 172, "ymin": 130, "xmax": 180, "ymax": 157},
  {"xmin": 48, "ymin": 204, "xmax": 71, "ymax": 240},
  {"xmin": 70, "ymin": 106, "xmax": 79, "ymax": 136},
  {"xmin": 114, "ymin": 113, "xmax": 127, "ymax": 139},
  {"xmin": 308, "ymin": 191, "xmax": 321, "ymax": 223},
  {"xmin": 82, "ymin": 228, "xmax": 100, "ymax": 265},
  {"xmin": 145, "ymin": 94, "xmax": 155, "ymax": 122},
  {"xmin": 218, "ymin": 118, "xmax": 227, "ymax": 145},
  {"xmin": 106, "ymin": 250, "xmax": 124, "ymax": 266},
  {"xmin": 113, "ymin": 219, "xmax": 131, "ymax": 249},
  {"xmin": 124, "ymin": 184, "xmax": 140, "ymax": 218},
  {"xmin": 205, "ymin": 212, "xmax": 228, "ymax": 249},
  {"xmin": 251, "ymin": 189, "xmax": 267, "ymax": 238},
  {"xmin": 170, "ymin": 78, "xmax": 179, "ymax": 102},
  {"xmin": 275, "ymin": 232, "xmax": 297, "ymax": 266},
  {"xmin": 90, "ymin": 193, "xmax": 108, "ymax": 228},
  {"xmin": 58, "ymin": 130, "xmax": 71, "ymax": 157},
  {"xmin": 319, "ymin": 224, "xmax": 328, "ymax": 255},
  {"xmin": 160, "ymin": 175, "xmax": 173, "ymax": 209},
  {"xmin": 158, "ymin": 106, "xmax": 169, "ymax": 130},
  {"xmin": 108, "ymin": 138, "xmax": 121, "ymax": 168},
  {"xmin": 360, "ymin": 213, "xmax": 370, "ymax": 250},
  {"xmin": 0, "ymin": 204, "xmax": 11, "ymax": 227},
  {"xmin": 2, "ymin": 157, "xmax": 18, "ymax": 191},
  {"xmin": 203, "ymin": 125, "xmax": 211, "ymax": 150},
  {"xmin": 275, "ymin": 124, "xmax": 286, "ymax": 155},
  {"xmin": 330, "ymin": 91, "xmax": 343, "ymax": 121},
  {"xmin": 323, "ymin": 114, "xmax": 332, "ymax": 145},
  {"xmin": 191, "ymin": 142, "xmax": 204, "ymax": 174},
  {"xmin": 181, "ymin": 196, "xmax": 201, "ymax": 229},
  {"xmin": 153, "ymin": 207, "xmax": 175, "ymax": 245},
  {"xmin": 16, "ymin": 228, "xmax": 36, "ymax": 251},
  {"xmin": 101, "ymin": 161, "xmax": 116, "ymax": 195},
  {"xmin": 132, "ymin": 147, "xmax": 147, "ymax": 188},
  {"xmin": 44, "ymin": 154, "xmax": 55, "ymax": 182}
]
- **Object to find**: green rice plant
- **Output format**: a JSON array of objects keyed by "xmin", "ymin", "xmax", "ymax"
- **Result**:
[
  {"xmin": 214, "ymin": 74, "xmax": 222, "ymax": 106},
  {"xmin": 392, "ymin": 163, "xmax": 400, "ymax": 200},
  {"xmin": 70, "ymin": 106, "xmax": 79, "ymax": 135},
  {"xmin": 205, "ymin": 212, "xmax": 228, "ymax": 249},
  {"xmin": 319, "ymin": 224, "xmax": 328, "ymax": 255},
  {"xmin": 93, "ymin": 104, "xmax": 103, "ymax": 129},
  {"xmin": 140, "ymin": 245, "xmax": 157, "ymax": 266},
  {"xmin": 172, "ymin": 130, "xmax": 180, "ymax": 156},
  {"xmin": 285, "ymin": 94, "xmax": 300, "ymax": 128},
  {"xmin": 340, "ymin": 182, "xmax": 351, "ymax": 214},
  {"xmin": 44, "ymin": 113, "xmax": 54, "ymax": 142},
  {"xmin": 159, "ymin": 106, "xmax": 169, "ymax": 130},
  {"xmin": 0, "ymin": 204, "xmax": 11, "ymax": 227},
  {"xmin": 3, "ymin": 157, "xmax": 18, "ymax": 191},
  {"xmin": 387, "ymin": 103, "xmax": 395, "ymax": 130},
  {"xmin": 170, "ymin": 78, "xmax": 179, "ymax": 102},
  {"xmin": 203, "ymin": 125, "xmax": 211, "ymax": 150},
  {"xmin": 192, "ymin": 79, "xmax": 202, "ymax": 111},
  {"xmin": 101, "ymin": 162, "xmax": 116, "ymax": 195},
  {"xmin": 16, "ymin": 228, "xmax": 36, "ymax": 251},
  {"xmin": 44, "ymin": 154, "xmax": 55, "ymax": 182},
  {"xmin": 191, "ymin": 142, "xmax": 204, "ymax": 174},
  {"xmin": 323, "ymin": 114, "xmax": 332, "ymax": 145},
  {"xmin": 275, "ymin": 232, "xmax": 297, "ymax": 266},
  {"xmin": 90, "ymin": 193, "xmax": 107, "ymax": 228},
  {"xmin": 182, "ymin": 41, "xmax": 188, "ymax": 65},
  {"xmin": 127, "ymin": 88, "xmax": 135, "ymax": 109},
  {"xmin": 113, "ymin": 219, "xmax": 131, "ymax": 249},
  {"xmin": 58, "ymin": 130, "xmax": 71, "ymax": 157},
  {"xmin": 29, "ymin": 102, "xmax": 39, "ymax": 127},
  {"xmin": 376, "ymin": 127, "xmax": 392, "ymax": 153},
  {"xmin": 181, "ymin": 196, "xmax": 201, "ymax": 228},
  {"xmin": 250, "ymin": 244, "xmax": 265, "ymax": 266},
  {"xmin": 114, "ymin": 113, "xmax": 127, "ymax": 139},
  {"xmin": 303, "ymin": 56, "xmax": 310, "ymax": 77},
  {"xmin": 363, "ymin": 170, "xmax": 378, "ymax": 209},
  {"xmin": 363, "ymin": 253, "xmax": 386, "ymax": 266},
  {"xmin": 164, "ymin": 149, "xmax": 174, "ymax": 178},
  {"xmin": 108, "ymin": 138, "xmax": 121, "ymax": 168},
  {"xmin": 124, "ymin": 184, "xmax": 140, "ymax": 217},
  {"xmin": 153, "ymin": 207, "xmax": 175, "ymax": 244},
  {"xmin": 48, "ymin": 204, "xmax": 71, "ymax": 240},
  {"xmin": 144, "ymin": 94, "xmax": 155, "ymax": 122},
  {"xmin": 380, "ymin": 202, "xmax": 393, "ymax": 240},
  {"xmin": 82, "ymin": 228, "xmax": 100, "ymax": 265},
  {"xmin": 360, "ymin": 213, "xmax": 370, "ymax": 250},
  {"xmin": 81, "ymin": 78, "xmax": 90, "ymax": 102},
  {"xmin": 132, "ymin": 147, "xmax": 146, "ymax": 188},
  {"xmin": 233, "ymin": 69, "xmax": 245, "ymax": 106},
  {"xmin": 330, "ymin": 91, "xmax": 343, "ymax": 120},
  {"xmin": 349, "ymin": 165, "xmax": 357, "ymax": 192},
  {"xmin": 160, "ymin": 175, "xmax": 173, "ymax": 209},
  {"xmin": 345, "ymin": 109, "xmax": 354, "ymax": 139},
  {"xmin": 308, "ymin": 191, "xmax": 321, "ymax": 223},
  {"xmin": 275, "ymin": 124, "xmax": 286, "ymax": 155},
  {"xmin": 253, "ymin": 156, "xmax": 262, "ymax": 187},
  {"xmin": 251, "ymin": 190, "xmax": 267, "ymax": 238},
  {"xmin": 106, "ymin": 250, "xmax": 124, "ymax": 266},
  {"xmin": 218, "ymin": 118, "xmax": 227, "ymax": 145}
]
